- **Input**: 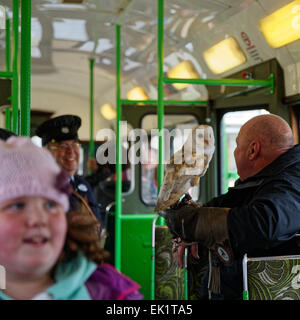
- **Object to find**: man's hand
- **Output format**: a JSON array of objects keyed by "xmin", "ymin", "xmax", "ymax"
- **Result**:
[{"xmin": 172, "ymin": 238, "xmax": 199, "ymax": 269}]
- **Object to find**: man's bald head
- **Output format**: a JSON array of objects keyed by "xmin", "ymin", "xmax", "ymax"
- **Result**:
[
  {"xmin": 234, "ymin": 114, "xmax": 294, "ymax": 181},
  {"xmin": 241, "ymin": 114, "xmax": 294, "ymax": 151}
]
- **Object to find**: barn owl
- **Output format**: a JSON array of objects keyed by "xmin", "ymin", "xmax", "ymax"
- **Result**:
[{"xmin": 155, "ymin": 124, "xmax": 215, "ymax": 212}]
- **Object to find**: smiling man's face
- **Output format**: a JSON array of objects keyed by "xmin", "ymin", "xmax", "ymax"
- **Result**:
[{"xmin": 48, "ymin": 139, "xmax": 80, "ymax": 177}]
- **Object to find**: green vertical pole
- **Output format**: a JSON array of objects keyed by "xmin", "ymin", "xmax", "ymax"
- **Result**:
[
  {"xmin": 115, "ymin": 24, "xmax": 122, "ymax": 271},
  {"xmin": 151, "ymin": 0, "xmax": 165, "ymax": 301},
  {"xmin": 157, "ymin": 0, "xmax": 164, "ymax": 226},
  {"xmin": 20, "ymin": 0, "xmax": 31, "ymax": 136},
  {"xmin": 5, "ymin": 17, "xmax": 11, "ymax": 130},
  {"xmin": 89, "ymin": 58, "xmax": 95, "ymax": 160},
  {"xmin": 12, "ymin": 0, "xmax": 19, "ymax": 135}
]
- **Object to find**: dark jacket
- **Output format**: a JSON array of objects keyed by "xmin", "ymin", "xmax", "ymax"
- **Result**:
[
  {"xmin": 203, "ymin": 144, "xmax": 300, "ymax": 299},
  {"xmin": 69, "ymin": 175, "xmax": 102, "ymax": 224}
]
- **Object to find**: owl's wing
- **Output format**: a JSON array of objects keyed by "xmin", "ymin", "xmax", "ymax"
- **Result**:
[
  {"xmin": 154, "ymin": 166, "xmax": 176, "ymax": 211},
  {"xmin": 154, "ymin": 155, "xmax": 205, "ymax": 212},
  {"xmin": 155, "ymin": 173, "xmax": 200, "ymax": 211}
]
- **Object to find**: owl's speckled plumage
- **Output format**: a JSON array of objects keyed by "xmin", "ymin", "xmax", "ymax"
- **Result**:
[{"xmin": 155, "ymin": 125, "xmax": 215, "ymax": 212}]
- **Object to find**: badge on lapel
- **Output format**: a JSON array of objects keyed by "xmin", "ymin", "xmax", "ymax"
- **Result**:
[{"xmin": 78, "ymin": 184, "xmax": 88, "ymax": 192}]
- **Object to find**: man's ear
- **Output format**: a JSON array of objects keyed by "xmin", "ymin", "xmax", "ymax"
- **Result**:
[{"xmin": 248, "ymin": 140, "xmax": 260, "ymax": 160}]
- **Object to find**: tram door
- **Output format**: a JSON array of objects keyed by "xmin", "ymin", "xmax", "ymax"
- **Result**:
[{"xmin": 112, "ymin": 104, "xmax": 214, "ymax": 299}]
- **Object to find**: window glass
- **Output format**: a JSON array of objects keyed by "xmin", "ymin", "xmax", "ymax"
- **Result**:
[
  {"xmin": 221, "ymin": 109, "xmax": 269, "ymax": 192},
  {"xmin": 141, "ymin": 114, "xmax": 199, "ymax": 206}
]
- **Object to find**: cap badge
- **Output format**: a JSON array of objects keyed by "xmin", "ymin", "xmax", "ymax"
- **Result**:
[
  {"xmin": 61, "ymin": 127, "xmax": 69, "ymax": 134},
  {"xmin": 78, "ymin": 184, "xmax": 88, "ymax": 192}
]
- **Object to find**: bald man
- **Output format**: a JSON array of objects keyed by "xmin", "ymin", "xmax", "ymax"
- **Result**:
[
  {"xmin": 161, "ymin": 114, "xmax": 300, "ymax": 300},
  {"xmin": 234, "ymin": 114, "xmax": 294, "ymax": 181}
]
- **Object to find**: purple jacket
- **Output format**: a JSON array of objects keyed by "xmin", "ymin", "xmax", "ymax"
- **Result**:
[{"xmin": 85, "ymin": 264, "xmax": 143, "ymax": 300}]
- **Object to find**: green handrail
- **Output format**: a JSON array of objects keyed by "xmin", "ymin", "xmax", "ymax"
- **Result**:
[
  {"xmin": 89, "ymin": 58, "xmax": 95, "ymax": 160},
  {"xmin": 5, "ymin": 17, "xmax": 11, "ymax": 130},
  {"xmin": 115, "ymin": 24, "xmax": 122, "ymax": 272},
  {"xmin": 120, "ymin": 214, "xmax": 157, "ymax": 220},
  {"xmin": 12, "ymin": 0, "xmax": 19, "ymax": 134},
  {"xmin": 0, "ymin": 71, "xmax": 14, "ymax": 78},
  {"xmin": 20, "ymin": 0, "xmax": 31, "ymax": 136},
  {"xmin": 120, "ymin": 99, "xmax": 208, "ymax": 105},
  {"xmin": 163, "ymin": 75, "xmax": 274, "ymax": 93}
]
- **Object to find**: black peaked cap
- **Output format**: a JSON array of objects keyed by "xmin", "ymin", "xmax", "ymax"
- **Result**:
[
  {"xmin": 35, "ymin": 114, "xmax": 81, "ymax": 146},
  {"xmin": 0, "ymin": 128, "xmax": 16, "ymax": 141}
]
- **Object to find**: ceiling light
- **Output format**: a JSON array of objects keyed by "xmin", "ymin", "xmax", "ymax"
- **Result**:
[
  {"xmin": 203, "ymin": 37, "xmax": 246, "ymax": 74},
  {"xmin": 167, "ymin": 60, "xmax": 199, "ymax": 90},
  {"xmin": 127, "ymin": 86, "xmax": 149, "ymax": 100},
  {"xmin": 258, "ymin": 0, "xmax": 300, "ymax": 48},
  {"xmin": 100, "ymin": 103, "xmax": 116, "ymax": 120}
]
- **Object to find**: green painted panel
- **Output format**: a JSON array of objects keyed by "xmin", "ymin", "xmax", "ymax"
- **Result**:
[
  {"xmin": 104, "ymin": 214, "xmax": 153, "ymax": 299},
  {"xmin": 121, "ymin": 218, "xmax": 153, "ymax": 299}
]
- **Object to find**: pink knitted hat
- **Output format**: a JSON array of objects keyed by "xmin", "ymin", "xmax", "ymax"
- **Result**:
[{"xmin": 0, "ymin": 136, "xmax": 70, "ymax": 211}]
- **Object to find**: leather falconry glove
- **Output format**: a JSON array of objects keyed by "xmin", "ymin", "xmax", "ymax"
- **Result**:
[
  {"xmin": 159, "ymin": 205, "xmax": 232, "ymax": 295},
  {"xmin": 159, "ymin": 206, "xmax": 229, "ymax": 244},
  {"xmin": 159, "ymin": 205, "xmax": 232, "ymax": 263}
]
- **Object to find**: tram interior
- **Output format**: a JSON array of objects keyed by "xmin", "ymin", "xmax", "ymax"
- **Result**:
[{"xmin": 0, "ymin": 0, "xmax": 299, "ymax": 299}]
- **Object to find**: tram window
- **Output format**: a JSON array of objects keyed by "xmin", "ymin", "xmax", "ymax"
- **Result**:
[
  {"xmin": 140, "ymin": 114, "xmax": 199, "ymax": 206},
  {"xmin": 221, "ymin": 109, "xmax": 269, "ymax": 193}
]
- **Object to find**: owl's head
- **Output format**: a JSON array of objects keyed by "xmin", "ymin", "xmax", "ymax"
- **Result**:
[{"xmin": 191, "ymin": 124, "xmax": 215, "ymax": 153}]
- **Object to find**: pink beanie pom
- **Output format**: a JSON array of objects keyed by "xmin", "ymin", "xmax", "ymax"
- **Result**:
[{"xmin": 0, "ymin": 136, "xmax": 70, "ymax": 212}]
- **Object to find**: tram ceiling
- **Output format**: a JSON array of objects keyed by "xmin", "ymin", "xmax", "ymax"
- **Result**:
[{"xmin": 0, "ymin": 0, "xmax": 299, "ymax": 138}]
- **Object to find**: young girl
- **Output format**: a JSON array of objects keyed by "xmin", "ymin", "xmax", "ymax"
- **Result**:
[{"xmin": 0, "ymin": 136, "xmax": 142, "ymax": 300}]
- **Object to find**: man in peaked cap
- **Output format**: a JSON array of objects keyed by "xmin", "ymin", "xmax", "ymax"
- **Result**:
[
  {"xmin": 36, "ymin": 114, "xmax": 102, "ymax": 224},
  {"xmin": 0, "ymin": 128, "xmax": 16, "ymax": 141}
]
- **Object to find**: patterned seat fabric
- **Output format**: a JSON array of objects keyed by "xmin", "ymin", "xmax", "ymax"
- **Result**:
[
  {"xmin": 155, "ymin": 226, "xmax": 208, "ymax": 300},
  {"xmin": 155, "ymin": 226, "xmax": 185, "ymax": 299},
  {"xmin": 247, "ymin": 255, "xmax": 300, "ymax": 300}
]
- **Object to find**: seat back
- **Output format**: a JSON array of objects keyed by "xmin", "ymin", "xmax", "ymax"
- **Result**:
[
  {"xmin": 243, "ymin": 254, "xmax": 300, "ymax": 300},
  {"xmin": 154, "ymin": 223, "xmax": 208, "ymax": 300},
  {"xmin": 154, "ymin": 226, "xmax": 186, "ymax": 299}
]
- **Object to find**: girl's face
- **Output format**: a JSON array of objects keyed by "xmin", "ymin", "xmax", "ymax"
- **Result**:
[{"xmin": 0, "ymin": 196, "xmax": 67, "ymax": 280}]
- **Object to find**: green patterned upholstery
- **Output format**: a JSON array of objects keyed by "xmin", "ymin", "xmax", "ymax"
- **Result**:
[
  {"xmin": 154, "ymin": 226, "xmax": 208, "ymax": 300},
  {"xmin": 155, "ymin": 226, "xmax": 185, "ymax": 300},
  {"xmin": 246, "ymin": 255, "xmax": 300, "ymax": 300}
]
